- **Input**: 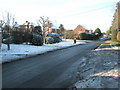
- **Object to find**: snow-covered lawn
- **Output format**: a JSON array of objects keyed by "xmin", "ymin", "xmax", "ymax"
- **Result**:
[{"xmin": 1, "ymin": 39, "xmax": 88, "ymax": 63}]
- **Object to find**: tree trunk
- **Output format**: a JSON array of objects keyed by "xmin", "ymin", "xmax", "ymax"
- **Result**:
[
  {"xmin": 117, "ymin": 31, "xmax": 120, "ymax": 41},
  {"xmin": 7, "ymin": 44, "xmax": 10, "ymax": 50}
]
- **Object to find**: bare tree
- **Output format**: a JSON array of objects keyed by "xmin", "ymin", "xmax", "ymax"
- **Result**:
[
  {"xmin": 37, "ymin": 16, "xmax": 52, "ymax": 44},
  {"xmin": 0, "ymin": 20, "xmax": 4, "ymax": 49},
  {"xmin": 2, "ymin": 11, "xmax": 15, "ymax": 50}
]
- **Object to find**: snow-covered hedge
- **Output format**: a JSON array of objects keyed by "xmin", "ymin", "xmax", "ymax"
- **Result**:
[
  {"xmin": 46, "ymin": 33, "xmax": 62, "ymax": 44},
  {"xmin": 3, "ymin": 37, "xmax": 13, "ymax": 44},
  {"xmin": 45, "ymin": 37, "xmax": 54, "ymax": 44},
  {"xmin": 30, "ymin": 33, "xmax": 43, "ymax": 46}
]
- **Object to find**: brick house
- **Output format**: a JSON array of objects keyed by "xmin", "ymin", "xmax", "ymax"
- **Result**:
[
  {"xmin": 73, "ymin": 25, "xmax": 89, "ymax": 34},
  {"xmin": 48, "ymin": 25, "xmax": 61, "ymax": 33}
]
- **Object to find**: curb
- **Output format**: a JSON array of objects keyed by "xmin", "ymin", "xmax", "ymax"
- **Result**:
[
  {"xmin": 95, "ymin": 41, "xmax": 113, "ymax": 50},
  {"xmin": 110, "ymin": 44, "xmax": 120, "ymax": 50}
]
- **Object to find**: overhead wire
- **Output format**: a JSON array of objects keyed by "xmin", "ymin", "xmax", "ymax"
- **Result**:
[{"xmin": 56, "ymin": 3, "xmax": 116, "ymax": 19}]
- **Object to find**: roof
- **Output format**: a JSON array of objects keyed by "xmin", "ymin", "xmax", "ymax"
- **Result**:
[
  {"xmin": 29, "ymin": 22, "xmax": 38, "ymax": 26},
  {"xmin": 13, "ymin": 23, "xmax": 19, "ymax": 27},
  {"xmin": 73, "ymin": 25, "xmax": 89, "ymax": 34},
  {"xmin": 51, "ymin": 25, "xmax": 58, "ymax": 29},
  {"xmin": 79, "ymin": 25, "xmax": 88, "ymax": 30}
]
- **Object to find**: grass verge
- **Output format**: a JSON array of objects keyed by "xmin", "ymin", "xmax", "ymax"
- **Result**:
[{"xmin": 111, "ymin": 41, "xmax": 120, "ymax": 46}]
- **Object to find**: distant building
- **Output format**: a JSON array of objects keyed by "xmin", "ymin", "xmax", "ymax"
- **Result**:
[
  {"xmin": 13, "ymin": 22, "xmax": 19, "ymax": 30},
  {"xmin": 48, "ymin": 25, "xmax": 61, "ymax": 33},
  {"xmin": 17, "ymin": 21, "xmax": 37, "ymax": 32},
  {"xmin": 73, "ymin": 25, "xmax": 89, "ymax": 34},
  {"xmin": 89, "ymin": 29, "xmax": 93, "ymax": 34}
]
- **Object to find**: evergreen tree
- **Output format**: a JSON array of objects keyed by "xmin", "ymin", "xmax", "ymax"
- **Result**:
[
  {"xmin": 106, "ymin": 26, "xmax": 112, "ymax": 38},
  {"xmin": 94, "ymin": 28, "xmax": 102, "ymax": 36},
  {"xmin": 111, "ymin": 29, "xmax": 118, "ymax": 41},
  {"xmin": 59, "ymin": 24, "xmax": 64, "ymax": 30},
  {"xmin": 59, "ymin": 24, "xmax": 65, "ymax": 34}
]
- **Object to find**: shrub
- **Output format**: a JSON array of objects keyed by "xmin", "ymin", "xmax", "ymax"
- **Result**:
[
  {"xmin": 63, "ymin": 30, "xmax": 74, "ymax": 39},
  {"xmin": 30, "ymin": 33, "xmax": 43, "ymax": 46},
  {"xmin": 79, "ymin": 33, "xmax": 99, "ymax": 40},
  {"xmin": 2, "ymin": 36, "xmax": 13, "ymax": 44},
  {"xmin": 33, "ymin": 26, "xmax": 42, "ymax": 35},
  {"xmin": 52, "ymin": 35, "xmax": 62, "ymax": 43},
  {"xmin": 2, "ymin": 33, "xmax": 9, "ymax": 39},
  {"xmin": 23, "ymin": 31, "xmax": 32, "ymax": 44},
  {"xmin": 79, "ymin": 33, "xmax": 88, "ymax": 40},
  {"xmin": 11, "ymin": 31, "xmax": 24, "ymax": 44},
  {"xmin": 111, "ymin": 29, "xmax": 118, "ymax": 41},
  {"xmin": 93, "ymin": 35, "xmax": 99, "ymax": 40},
  {"xmin": 94, "ymin": 28, "xmax": 102, "ymax": 36},
  {"xmin": 45, "ymin": 37, "xmax": 54, "ymax": 44},
  {"xmin": 47, "ymin": 33, "xmax": 62, "ymax": 43}
]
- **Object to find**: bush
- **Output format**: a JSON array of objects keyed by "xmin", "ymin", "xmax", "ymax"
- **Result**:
[
  {"xmin": 2, "ymin": 33, "xmax": 9, "ymax": 39},
  {"xmin": 63, "ymin": 30, "xmax": 74, "ymax": 39},
  {"xmin": 45, "ymin": 37, "xmax": 54, "ymax": 44},
  {"xmin": 52, "ymin": 35, "xmax": 62, "ymax": 43},
  {"xmin": 30, "ymin": 33, "xmax": 43, "ymax": 46},
  {"xmin": 33, "ymin": 26, "xmax": 42, "ymax": 35},
  {"xmin": 11, "ymin": 31, "xmax": 24, "ymax": 44},
  {"xmin": 79, "ymin": 33, "xmax": 88, "ymax": 40},
  {"xmin": 93, "ymin": 35, "xmax": 99, "ymax": 40},
  {"xmin": 94, "ymin": 28, "xmax": 102, "ymax": 36},
  {"xmin": 23, "ymin": 31, "xmax": 32, "ymax": 44},
  {"xmin": 47, "ymin": 33, "xmax": 62, "ymax": 43},
  {"xmin": 111, "ymin": 29, "xmax": 118, "ymax": 41},
  {"xmin": 3, "ymin": 37, "xmax": 13, "ymax": 44},
  {"xmin": 79, "ymin": 33, "xmax": 99, "ymax": 40}
]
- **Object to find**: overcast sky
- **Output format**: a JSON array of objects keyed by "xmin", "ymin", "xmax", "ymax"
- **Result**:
[{"xmin": 0, "ymin": 0, "xmax": 119, "ymax": 32}]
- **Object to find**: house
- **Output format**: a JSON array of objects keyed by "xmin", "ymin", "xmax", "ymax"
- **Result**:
[
  {"xmin": 73, "ymin": 25, "xmax": 89, "ymax": 34},
  {"xmin": 48, "ymin": 25, "xmax": 61, "ymax": 33},
  {"xmin": 89, "ymin": 29, "xmax": 93, "ymax": 34},
  {"xmin": 14, "ymin": 21, "xmax": 37, "ymax": 32}
]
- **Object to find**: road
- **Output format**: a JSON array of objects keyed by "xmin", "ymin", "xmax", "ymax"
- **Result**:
[{"xmin": 2, "ymin": 41, "xmax": 102, "ymax": 88}]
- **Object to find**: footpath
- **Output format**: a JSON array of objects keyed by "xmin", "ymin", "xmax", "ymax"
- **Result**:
[{"xmin": 71, "ymin": 41, "xmax": 120, "ymax": 89}]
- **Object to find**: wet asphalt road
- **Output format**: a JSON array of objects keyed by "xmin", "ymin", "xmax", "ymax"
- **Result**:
[{"xmin": 2, "ymin": 41, "xmax": 102, "ymax": 88}]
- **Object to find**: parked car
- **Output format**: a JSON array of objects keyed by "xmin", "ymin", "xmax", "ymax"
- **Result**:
[{"xmin": 100, "ymin": 37, "xmax": 110, "ymax": 41}]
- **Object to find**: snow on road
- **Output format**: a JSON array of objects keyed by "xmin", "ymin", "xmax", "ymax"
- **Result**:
[{"xmin": 1, "ymin": 39, "xmax": 87, "ymax": 63}]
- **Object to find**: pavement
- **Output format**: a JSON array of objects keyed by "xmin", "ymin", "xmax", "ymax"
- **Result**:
[{"xmin": 71, "ymin": 40, "xmax": 120, "ymax": 89}]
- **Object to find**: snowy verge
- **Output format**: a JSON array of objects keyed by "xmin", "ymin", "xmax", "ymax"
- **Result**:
[
  {"xmin": 73, "ymin": 47, "xmax": 119, "ymax": 88},
  {"xmin": 1, "ymin": 39, "xmax": 88, "ymax": 64}
]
